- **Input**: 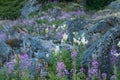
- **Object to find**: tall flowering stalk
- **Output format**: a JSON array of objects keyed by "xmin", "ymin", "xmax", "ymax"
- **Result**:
[
  {"xmin": 110, "ymin": 45, "xmax": 118, "ymax": 79},
  {"xmin": 102, "ymin": 73, "xmax": 107, "ymax": 80},
  {"xmin": 88, "ymin": 57, "xmax": 99, "ymax": 80},
  {"xmin": 71, "ymin": 51, "xmax": 78, "ymax": 80},
  {"xmin": 110, "ymin": 75, "xmax": 116, "ymax": 80},
  {"xmin": 56, "ymin": 61, "xmax": 69, "ymax": 77}
]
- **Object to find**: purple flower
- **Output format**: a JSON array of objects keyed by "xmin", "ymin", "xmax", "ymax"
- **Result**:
[
  {"xmin": 88, "ymin": 58, "xmax": 99, "ymax": 78},
  {"xmin": 102, "ymin": 73, "xmax": 107, "ymax": 80},
  {"xmin": 110, "ymin": 46, "xmax": 118, "ymax": 64},
  {"xmin": 80, "ymin": 67, "xmax": 84, "ymax": 73},
  {"xmin": 0, "ymin": 34, "xmax": 6, "ymax": 40},
  {"xmin": 110, "ymin": 75, "xmax": 116, "ymax": 80},
  {"xmin": 56, "ymin": 61, "xmax": 69, "ymax": 77},
  {"xmin": 92, "ymin": 59, "xmax": 98, "ymax": 69},
  {"xmin": 20, "ymin": 53, "xmax": 28, "ymax": 60},
  {"xmin": 56, "ymin": 31, "xmax": 63, "ymax": 39},
  {"xmin": 20, "ymin": 53, "xmax": 31, "ymax": 68},
  {"xmin": 5, "ymin": 60, "xmax": 15, "ymax": 71},
  {"xmin": 110, "ymin": 48, "xmax": 117, "ymax": 56},
  {"xmin": 57, "ymin": 62, "xmax": 65, "ymax": 71},
  {"xmin": 71, "ymin": 51, "xmax": 78, "ymax": 58},
  {"xmin": 89, "ymin": 68, "xmax": 98, "ymax": 75}
]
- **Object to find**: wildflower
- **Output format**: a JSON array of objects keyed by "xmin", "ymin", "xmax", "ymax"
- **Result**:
[
  {"xmin": 56, "ymin": 31, "xmax": 63, "ymax": 39},
  {"xmin": 110, "ymin": 75, "xmax": 116, "ymax": 80},
  {"xmin": 88, "ymin": 58, "xmax": 99, "ymax": 78},
  {"xmin": 0, "ymin": 34, "xmax": 6, "ymax": 40},
  {"xmin": 110, "ymin": 47, "xmax": 117, "ymax": 56},
  {"xmin": 71, "ymin": 51, "xmax": 78, "ymax": 58},
  {"xmin": 46, "ymin": 54, "xmax": 49, "ymax": 57},
  {"xmin": 110, "ymin": 46, "xmax": 118, "ymax": 63},
  {"xmin": 89, "ymin": 68, "xmax": 98, "ymax": 75},
  {"xmin": 117, "ymin": 41, "xmax": 120, "ymax": 47},
  {"xmin": 81, "ymin": 33, "xmax": 88, "ymax": 45},
  {"xmin": 57, "ymin": 62, "xmax": 65, "ymax": 71},
  {"xmin": 80, "ymin": 67, "xmax": 84, "ymax": 73},
  {"xmin": 20, "ymin": 53, "xmax": 28, "ymax": 60},
  {"xmin": 73, "ymin": 38, "xmax": 81, "ymax": 45},
  {"xmin": 56, "ymin": 61, "xmax": 69, "ymax": 77},
  {"xmin": 5, "ymin": 60, "xmax": 15, "ymax": 71},
  {"xmin": 92, "ymin": 59, "xmax": 98, "ymax": 69},
  {"xmin": 20, "ymin": 53, "xmax": 31, "ymax": 68},
  {"xmin": 45, "ymin": 27, "xmax": 49, "ymax": 34},
  {"xmin": 55, "ymin": 46, "xmax": 60, "ymax": 54},
  {"xmin": 102, "ymin": 73, "xmax": 107, "ymax": 80},
  {"xmin": 62, "ymin": 33, "xmax": 68, "ymax": 42}
]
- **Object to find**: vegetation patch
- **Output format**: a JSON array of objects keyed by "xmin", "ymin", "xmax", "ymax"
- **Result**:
[{"xmin": 0, "ymin": 0, "xmax": 26, "ymax": 20}]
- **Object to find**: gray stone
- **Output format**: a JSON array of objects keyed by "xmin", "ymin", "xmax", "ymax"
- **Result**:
[
  {"xmin": 0, "ymin": 41, "xmax": 11, "ymax": 57},
  {"xmin": 20, "ymin": 0, "xmax": 41, "ymax": 17},
  {"xmin": 108, "ymin": 1, "xmax": 120, "ymax": 10},
  {"xmin": 81, "ymin": 26, "xmax": 120, "ymax": 76},
  {"xmin": 0, "ymin": 40, "xmax": 12, "ymax": 63},
  {"xmin": 21, "ymin": 35, "xmax": 55, "ymax": 60}
]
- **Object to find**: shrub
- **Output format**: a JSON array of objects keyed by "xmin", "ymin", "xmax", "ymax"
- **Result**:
[
  {"xmin": 85, "ymin": 0, "xmax": 115, "ymax": 10},
  {"xmin": 0, "ymin": 0, "xmax": 26, "ymax": 20}
]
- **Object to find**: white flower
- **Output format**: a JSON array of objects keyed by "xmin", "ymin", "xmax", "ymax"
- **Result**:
[
  {"xmin": 73, "ymin": 38, "xmax": 78, "ymax": 43},
  {"xmin": 61, "ymin": 24, "xmax": 66, "ymax": 30},
  {"xmin": 62, "ymin": 33, "xmax": 68, "ymax": 41},
  {"xmin": 81, "ymin": 34, "xmax": 88, "ymax": 45},
  {"xmin": 46, "ymin": 54, "xmax": 49, "ymax": 57},
  {"xmin": 117, "ymin": 41, "xmax": 120, "ymax": 47},
  {"xmin": 113, "ymin": 53, "xmax": 120, "ymax": 57},
  {"xmin": 55, "ymin": 46, "xmax": 60, "ymax": 54},
  {"xmin": 45, "ymin": 27, "xmax": 49, "ymax": 34},
  {"xmin": 73, "ymin": 38, "xmax": 81, "ymax": 45}
]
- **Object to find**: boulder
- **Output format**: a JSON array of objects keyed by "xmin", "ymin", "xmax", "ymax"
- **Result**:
[
  {"xmin": 108, "ymin": 1, "xmax": 120, "ymax": 11},
  {"xmin": 81, "ymin": 26, "xmax": 120, "ymax": 77},
  {"xmin": 21, "ymin": 35, "xmax": 55, "ymax": 60},
  {"xmin": 66, "ymin": 12, "xmax": 120, "ymax": 79}
]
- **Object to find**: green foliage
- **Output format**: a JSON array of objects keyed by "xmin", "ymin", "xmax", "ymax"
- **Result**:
[
  {"xmin": 0, "ymin": 0, "xmax": 26, "ymax": 20},
  {"xmin": 85, "ymin": 0, "xmax": 115, "ymax": 10}
]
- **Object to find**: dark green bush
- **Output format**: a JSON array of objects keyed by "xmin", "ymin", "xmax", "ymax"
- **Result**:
[
  {"xmin": 0, "ymin": 0, "xmax": 26, "ymax": 20},
  {"xmin": 85, "ymin": 0, "xmax": 115, "ymax": 10}
]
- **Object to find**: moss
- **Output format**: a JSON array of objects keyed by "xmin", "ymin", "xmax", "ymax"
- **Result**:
[{"xmin": 0, "ymin": 0, "xmax": 27, "ymax": 20}]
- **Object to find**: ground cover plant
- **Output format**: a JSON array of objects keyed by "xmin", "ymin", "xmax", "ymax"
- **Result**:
[{"xmin": 0, "ymin": 0, "xmax": 120, "ymax": 80}]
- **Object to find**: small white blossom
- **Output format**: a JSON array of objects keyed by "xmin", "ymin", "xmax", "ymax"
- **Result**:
[
  {"xmin": 45, "ymin": 27, "xmax": 49, "ymax": 34},
  {"xmin": 113, "ymin": 53, "xmax": 120, "ymax": 57},
  {"xmin": 46, "ymin": 54, "xmax": 49, "ymax": 57},
  {"xmin": 117, "ymin": 41, "xmax": 120, "ymax": 47},
  {"xmin": 61, "ymin": 24, "xmax": 66, "ymax": 30},
  {"xmin": 81, "ymin": 33, "xmax": 88, "ymax": 45},
  {"xmin": 73, "ymin": 38, "xmax": 81, "ymax": 45},
  {"xmin": 55, "ymin": 46, "xmax": 60, "ymax": 54},
  {"xmin": 62, "ymin": 33, "xmax": 68, "ymax": 41}
]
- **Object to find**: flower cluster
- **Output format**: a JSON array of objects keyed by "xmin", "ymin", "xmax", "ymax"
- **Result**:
[
  {"xmin": 88, "ymin": 58, "xmax": 99, "ymax": 78},
  {"xmin": 56, "ymin": 61, "xmax": 69, "ymax": 77},
  {"xmin": 4, "ymin": 53, "xmax": 31, "ymax": 73}
]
